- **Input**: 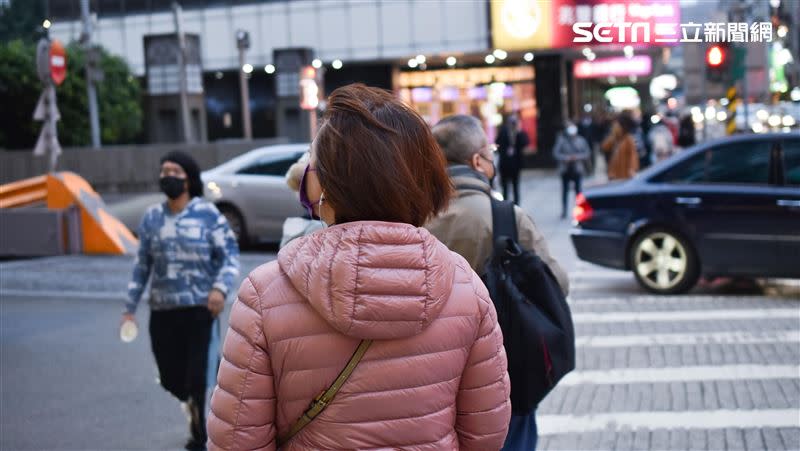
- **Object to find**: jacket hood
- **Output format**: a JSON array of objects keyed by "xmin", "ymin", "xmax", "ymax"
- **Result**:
[{"xmin": 277, "ymin": 221, "xmax": 457, "ymax": 340}]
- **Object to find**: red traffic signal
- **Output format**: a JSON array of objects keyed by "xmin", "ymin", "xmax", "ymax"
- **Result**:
[
  {"xmin": 706, "ymin": 45, "xmax": 725, "ymax": 67},
  {"xmin": 49, "ymin": 39, "xmax": 67, "ymax": 86}
]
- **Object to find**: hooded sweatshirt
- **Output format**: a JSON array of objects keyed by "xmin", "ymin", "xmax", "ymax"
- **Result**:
[{"xmin": 208, "ymin": 221, "xmax": 511, "ymax": 450}]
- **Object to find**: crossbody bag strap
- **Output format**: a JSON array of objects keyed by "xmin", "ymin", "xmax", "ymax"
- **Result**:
[{"xmin": 277, "ymin": 339, "xmax": 372, "ymax": 448}]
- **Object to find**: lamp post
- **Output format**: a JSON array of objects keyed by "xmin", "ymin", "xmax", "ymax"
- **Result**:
[{"xmin": 236, "ymin": 30, "xmax": 252, "ymax": 141}]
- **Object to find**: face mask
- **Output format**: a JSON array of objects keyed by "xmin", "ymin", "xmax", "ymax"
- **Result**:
[
  {"xmin": 159, "ymin": 176, "xmax": 186, "ymax": 200},
  {"xmin": 318, "ymin": 192, "xmax": 329, "ymax": 228},
  {"xmin": 299, "ymin": 164, "xmax": 321, "ymax": 220},
  {"xmin": 566, "ymin": 125, "xmax": 578, "ymax": 136}
]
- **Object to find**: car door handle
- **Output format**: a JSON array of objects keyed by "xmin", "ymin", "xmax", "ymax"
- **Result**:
[
  {"xmin": 675, "ymin": 197, "xmax": 702, "ymax": 205},
  {"xmin": 777, "ymin": 199, "xmax": 800, "ymax": 208}
]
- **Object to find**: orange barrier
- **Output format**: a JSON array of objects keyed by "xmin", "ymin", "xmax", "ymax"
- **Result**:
[
  {"xmin": 0, "ymin": 172, "xmax": 138, "ymax": 255},
  {"xmin": 0, "ymin": 175, "xmax": 47, "ymax": 208}
]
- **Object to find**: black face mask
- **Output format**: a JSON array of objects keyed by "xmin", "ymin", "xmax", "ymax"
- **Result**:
[{"xmin": 159, "ymin": 176, "xmax": 187, "ymax": 200}]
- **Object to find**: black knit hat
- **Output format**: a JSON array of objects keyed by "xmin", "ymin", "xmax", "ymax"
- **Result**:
[{"xmin": 160, "ymin": 151, "xmax": 203, "ymax": 198}]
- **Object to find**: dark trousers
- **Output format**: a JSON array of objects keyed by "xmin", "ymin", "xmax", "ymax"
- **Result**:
[
  {"xmin": 150, "ymin": 306, "xmax": 213, "ymax": 443},
  {"xmin": 501, "ymin": 170, "xmax": 521, "ymax": 205},
  {"xmin": 561, "ymin": 170, "xmax": 583, "ymax": 216},
  {"xmin": 502, "ymin": 412, "xmax": 538, "ymax": 451}
]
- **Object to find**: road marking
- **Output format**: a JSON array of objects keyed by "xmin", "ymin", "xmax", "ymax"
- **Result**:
[
  {"xmin": 0, "ymin": 288, "xmax": 126, "ymax": 300},
  {"xmin": 538, "ymin": 409, "xmax": 800, "ymax": 436},
  {"xmin": 570, "ymin": 270, "xmax": 633, "ymax": 279},
  {"xmin": 576, "ymin": 330, "xmax": 800, "ymax": 348},
  {"xmin": 572, "ymin": 308, "xmax": 800, "ymax": 324},
  {"xmin": 566, "ymin": 295, "xmax": 787, "ymax": 307},
  {"xmin": 0, "ymin": 289, "xmax": 241, "ymax": 304},
  {"xmin": 559, "ymin": 364, "xmax": 800, "ymax": 386}
]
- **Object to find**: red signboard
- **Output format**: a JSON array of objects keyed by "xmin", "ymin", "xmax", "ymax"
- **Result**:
[
  {"xmin": 49, "ymin": 39, "xmax": 67, "ymax": 86},
  {"xmin": 492, "ymin": 0, "xmax": 681, "ymax": 50}
]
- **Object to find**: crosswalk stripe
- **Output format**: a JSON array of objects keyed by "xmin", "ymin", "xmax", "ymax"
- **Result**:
[
  {"xmin": 575, "ymin": 330, "xmax": 800, "ymax": 348},
  {"xmin": 559, "ymin": 364, "xmax": 799, "ymax": 386},
  {"xmin": 570, "ymin": 270, "xmax": 633, "ymax": 279},
  {"xmin": 568, "ymin": 295, "xmax": 793, "ymax": 306},
  {"xmin": 537, "ymin": 409, "xmax": 800, "ymax": 436},
  {"xmin": 572, "ymin": 308, "xmax": 800, "ymax": 324}
]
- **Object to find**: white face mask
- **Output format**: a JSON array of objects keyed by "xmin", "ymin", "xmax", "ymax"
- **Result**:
[
  {"xmin": 318, "ymin": 192, "xmax": 329, "ymax": 228},
  {"xmin": 566, "ymin": 125, "xmax": 578, "ymax": 136}
]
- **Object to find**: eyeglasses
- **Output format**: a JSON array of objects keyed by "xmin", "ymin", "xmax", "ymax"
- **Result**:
[
  {"xmin": 298, "ymin": 164, "xmax": 321, "ymax": 220},
  {"xmin": 478, "ymin": 143, "xmax": 498, "ymax": 164}
]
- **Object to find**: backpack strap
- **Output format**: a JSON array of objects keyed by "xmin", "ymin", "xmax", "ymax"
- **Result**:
[
  {"xmin": 277, "ymin": 339, "xmax": 372, "ymax": 447},
  {"xmin": 490, "ymin": 198, "xmax": 518, "ymax": 243},
  {"xmin": 454, "ymin": 183, "xmax": 518, "ymax": 243}
]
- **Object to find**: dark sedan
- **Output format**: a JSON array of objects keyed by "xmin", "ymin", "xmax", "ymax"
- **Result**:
[{"xmin": 570, "ymin": 133, "xmax": 800, "ymax": 294}]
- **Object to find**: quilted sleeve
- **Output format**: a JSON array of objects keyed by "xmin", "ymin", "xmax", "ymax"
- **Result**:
[
  {"xmin": 455, "ymin": 276, "xmax": 511, "ymax": 451},
  {"xmin": 208, "ymin": 276, "xmax": 276, "ymax": 451}
]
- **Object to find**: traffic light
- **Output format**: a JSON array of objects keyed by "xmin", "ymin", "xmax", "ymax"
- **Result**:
[{"xmin": 705, "ymin": 43, "xmax": 729, "ymax": 82}]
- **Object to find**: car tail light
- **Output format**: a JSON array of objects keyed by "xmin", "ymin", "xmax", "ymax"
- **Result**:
[{"xmin": 573, "ymin": 193, "xmax": 594, "ymax": 223}]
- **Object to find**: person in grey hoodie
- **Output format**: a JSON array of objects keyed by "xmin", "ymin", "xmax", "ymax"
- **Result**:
[{"xmin": 553, "ymin": 122, "xmax": 591, "ymax": 219}]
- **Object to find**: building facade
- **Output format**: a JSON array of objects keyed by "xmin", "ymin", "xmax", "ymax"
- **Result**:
[{"xmin": 47, "ymin": 0, "xmax": 694, "ymax": 165}]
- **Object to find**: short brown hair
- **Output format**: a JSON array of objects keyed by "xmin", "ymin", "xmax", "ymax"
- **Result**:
[{"xmin": 314, "ymin": 84, "xmax": 452, "ymax": 227}]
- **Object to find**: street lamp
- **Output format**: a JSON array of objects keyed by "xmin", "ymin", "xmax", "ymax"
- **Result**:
[{"xmin": 236, "ymin": 29, "xmax": 252, "ymax": 140}]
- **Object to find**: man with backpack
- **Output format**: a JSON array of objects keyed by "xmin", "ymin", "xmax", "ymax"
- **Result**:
[{"xmin": 426, "ymin": 115, "xmax": 573, "ymax": 450}]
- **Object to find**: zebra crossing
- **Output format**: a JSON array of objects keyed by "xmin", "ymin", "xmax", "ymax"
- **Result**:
[{"xmin": 536, "ymin": 262, "xmax": 800, "ymax": 451}]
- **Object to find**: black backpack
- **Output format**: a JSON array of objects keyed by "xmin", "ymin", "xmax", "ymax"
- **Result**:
[{"xmin": 481, "ymin": 198, "xmax": 576, "ymax": 414}]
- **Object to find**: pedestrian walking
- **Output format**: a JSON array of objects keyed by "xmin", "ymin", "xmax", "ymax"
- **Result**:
[
  {"xmin": 602, "ymin": 112, "xmax": 640, "ymax": 181},
  {"xmin": 123, "ymin": 151, "xmax": 240, "ymax": 451},
  {"xmin": 678, "ymin": 112, "xmax": 697, "ymax": 148},
  {"xmin": 649, "ymin": 116, "xmax": 676, "ymax": 162},
  {"xmin": 495, "ymin": 114, "xmax": 530, "ymax": 205},
  {"xmin": 426, "ymin": 114, "xmax": 571, "ymax": 451},
  {"xmin": 577, "ymin": 114, "xmax": 596, "ymax": 174},
  {"xmin": 207, "ymin": 85, "xmax": 511, "ymax": 450},
  {"xmin": 553, "ymin": 122, "xmax": 591, "ymax": 218}
]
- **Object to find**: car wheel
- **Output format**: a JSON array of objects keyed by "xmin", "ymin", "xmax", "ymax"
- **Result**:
[
  {"xmin": 218, "ymin": 204, "xmax": 248, "ymax": 247},
  {"xmin": 630, "ymin": 228, "xmax": 699, "ymax": 295}
]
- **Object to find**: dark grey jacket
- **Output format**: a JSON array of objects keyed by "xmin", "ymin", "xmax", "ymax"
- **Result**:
[{"xmin": 553, "ymin": 133, "xmax": 591, "ymax": 175}]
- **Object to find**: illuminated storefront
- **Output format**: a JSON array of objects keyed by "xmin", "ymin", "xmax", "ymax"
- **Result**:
[{"xmin": 397, "ymin": 66, "xmax": 537, "ymax": 144}]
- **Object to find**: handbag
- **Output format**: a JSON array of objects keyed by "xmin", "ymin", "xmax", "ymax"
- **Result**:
[{"xmin": 276, "ymin": 339, "xmax": 372, "ymax": 447}]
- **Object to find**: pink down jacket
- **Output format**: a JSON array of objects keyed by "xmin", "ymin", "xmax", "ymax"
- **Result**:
[{"xmin": 208, "ymin": 221, "xmax": 511, "ymax": 450}]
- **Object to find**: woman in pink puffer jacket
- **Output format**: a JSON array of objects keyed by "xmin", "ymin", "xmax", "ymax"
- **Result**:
[{"xmin": 207, "ymin": 84, "xmax": 511, "ymax": 450}]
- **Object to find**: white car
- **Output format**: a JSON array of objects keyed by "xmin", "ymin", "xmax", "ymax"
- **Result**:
[{"xmin": 202, "ymin": 143, "xmax": 309, "ymax": 245}]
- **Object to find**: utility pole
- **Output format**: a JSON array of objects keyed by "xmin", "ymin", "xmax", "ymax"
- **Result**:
[
  {"xmin": 80, "ymin": 0, "xmax": 100, "ymax": 148},
  {"xmin": 730, "ymin": 1, "xmax": 751, "ymax": 131},
  {"xmin": 236, "ymin": 30, "xmax": 252, "ymax": 141},
  {"xmin": 172, "ymin": 2, "xmax": 193, "ymax": 143}
]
